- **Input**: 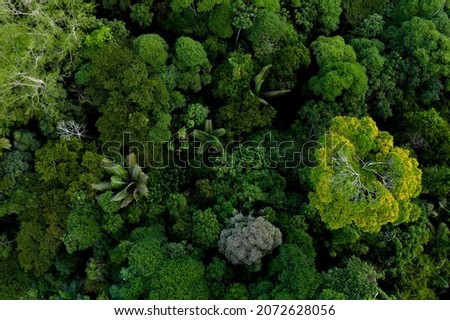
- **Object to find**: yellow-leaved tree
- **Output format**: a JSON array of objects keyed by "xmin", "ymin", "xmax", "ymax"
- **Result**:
[{"xmin": 309, "ymin": 116, "xmax": 422, "ymax": 232}]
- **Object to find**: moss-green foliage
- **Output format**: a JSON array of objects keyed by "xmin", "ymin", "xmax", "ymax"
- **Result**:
[
  {"xmin": 63, "ymin": 197, "xmax": 102, "ymax": 254},
  {"xmin": 423, "ymin": 166, "xmax": 450, "ymax": 197},
  {"xmin": 1, "ymin": 150, "xmax": 31, "ymax": 184},
  {"xmin": 0, "ymin": 258, "xmax": 33, "ymax": 299},
  {"xmin": 130, "ymin": 1, "xmax": 154, "ymax": 27},
  {"xmin": 2, "ymin": 0, "xmax": 450, "ymax": 301},
  {"xmin": 309, "ymin": 116, "xmax": 422, "ymax": 232},
  {"xmin": 174, "ymin": 36, "xmax": 212, "ymax": 92},
  {"xmin": 403, "ymin": 109, "xmax": 450, "ymax": 165},
  {"xmin": 224, "ymin": 283, "xmax": 249, "ymax": 299},
  {"xmin": 350, "ymin": 37, "xmax": 399, "ymax": 119},
  {"xmin": 248, "ymin": 11, "xmax": 295, "ymax": 58},
  {"xmin": 84, "ymin": 26, "xmax": 114, "ymax": 53},
  {"xmin": 320, "ymin": 256, "xmax": 383, "ymax": 299},
  {"xmin": 208, "ymin": 3, "xmax": 234, "ymax": 39},
  {"xmin": 181, "ymin": 103, "xmax": 209, "ymax": 128},
  {"xmin": 17, "ymin": 189, "xmax": 70, "ymax": 277},
  {"xmin": 0, "ymin": 0, "xmax": 95, "ymax": 129},
  {"xmin": 213, "ymin": 52, "xmax": 254, "ymax": 101},
  {"xmin": 109, "ymin": 225, "xmax": 167, "ymax": 299},
  {"xmin": 218, "ymin": 92, "xmax": 276, "ymax": 134},
  {"xmin": 129, "ymin": 241, "xmax": 164, "ymax": 278},
  {"xmin": 98, "ymin": 191, "xmax": 121, "ymax": 214},
  {"xmin": 341, "ymin": 0, "xmax": 387, "ymax": 25},
  {"xmin": 13, "ymin": 130, "xmax": 40, "ymax": 152},
  {"xmin": 149, "ymin": 258, "xmax": 209, "ymax": 299},
  {"xmin": 390, "ymin": 17, "xmax": 450, "ymax": 105},
  {"xmin": 76, "ymin": 42, "xmax": 171, "ymax": 142},
  {"xmin": 192, "ymin": 208, "xmax": 220, "ymax": 247},
  {"xmin": 310, "ymin": 61, "xmax": 368, "ymax": 101},
  {"xmin": 133, "ymin": 34, "xmax": 169, "ymax": 72},
  {"xmin": 35, "ymin": 139, "xmax": 83, "ymax": 186},
  {"xmin": 392, "ymin": 0, "xmax": 446, "ymax": 23},
  {"xmin": 309, "ymin": 36, "xmax": 368, "ymax": 102},
  {"xmin": 288, "ymin": 0, "xmax": 342, "ymax": 37},
  {"xmin": 270, "ymin": 244, "xmax": 321, "ymax": 299}
]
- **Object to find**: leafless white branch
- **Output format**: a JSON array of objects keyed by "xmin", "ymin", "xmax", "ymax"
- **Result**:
[{"xmin": 57, "ymin": 120, "xmax": 87, "ymax": 140}]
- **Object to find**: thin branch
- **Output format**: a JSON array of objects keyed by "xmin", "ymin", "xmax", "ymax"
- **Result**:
[{"xmin": 0, "ymin": 239, "xmax": 16, "ymax": 246}]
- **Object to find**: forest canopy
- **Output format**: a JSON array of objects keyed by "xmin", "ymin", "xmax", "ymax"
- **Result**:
[{"xmin": 0, "ymin": 0, "xmax": 449, "ymax": 300}]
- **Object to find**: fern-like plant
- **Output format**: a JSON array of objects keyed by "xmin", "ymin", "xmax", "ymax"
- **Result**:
[{"xmin": 92, "ymin": 153, "xmax": 148, "ymax": 208}]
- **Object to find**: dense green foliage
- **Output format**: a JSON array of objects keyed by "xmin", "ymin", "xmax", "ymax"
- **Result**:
[{"xmin": 0, "ymin": 0, "xmax": 449, "ymax": 300}]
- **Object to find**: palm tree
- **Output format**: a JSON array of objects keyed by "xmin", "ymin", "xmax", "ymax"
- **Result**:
[
  {"xmin": 250, "ymin": 64, "xmax": 291, "ymax": 108},
  {"xmin": 58, "ymin": 280, "xmax": 84, "ymax": 300},
  {"xmin": 192, "ymin": 119, "xmax": 226, "ymax": 154},
  {"xmin": 92, "ymin": 153, "xmax": 148, "ymax": 208}
]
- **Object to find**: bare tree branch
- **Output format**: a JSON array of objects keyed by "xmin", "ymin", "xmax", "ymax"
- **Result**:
[{"xmin": 57, "ymin": 120, "xmax": 87, "ymax": 140}]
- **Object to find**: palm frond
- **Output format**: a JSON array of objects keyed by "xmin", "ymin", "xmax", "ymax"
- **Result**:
[
  {"xmin": 204, "ymin": 119, "xmax": 213, "ymax": 133},
  {"xmin": 197, "ymin": 143, "xmax": 207, "ymax": 155},
  {"xmin": 121, "ymin": 194, "xmax": 136, "ymax": 208},
  {"xmin": 111, "ymin": 184, "xmax": 134, "ymax": 202},
  {"xmin": 137, "ymin": 172, "xmax": 148, "ymax": 184},
  {"xmin": 261, "ymin": 89, "xmax": 291, "ymax": 98},
  {"xmin": 254, "ymin": 64, "xmax": 272, "ymax": 96},
  {"xmin": 209, "ymin": 142, "xmax": 224, "ymax": 154},
  {"xmin": 94, "ymin": 153, "xmax": 149, "ymax": 209},
  {"xmin": 212, "ymin": 128, "xmax": 227, "ymax": 137},
  {"xmin": 111, "ymin": 175, "xmax": 128, "ymax": 189},
  {"xmin": 126, "ymin": 153, "xmax": 137, "ymax": 168},
  {"xmin": 130, "ymin": 163, "xmax": 142, "ymax": 180},
  {"xmin": 136, "ymin": 184, "xmax": 149, "ymax": 197},
  {"xmin": 193, "ymin": 130, "xmax": 210, "ymax": 142},
  {"xmin": 102, "ymin": 160, "xmax": 128, "ymax": 179},
  {"xmin": 91, "ymin": 182, "xmax": 114, "ymax": 191}
]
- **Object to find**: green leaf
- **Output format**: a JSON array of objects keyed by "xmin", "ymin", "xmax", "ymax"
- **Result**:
[
  {"xmin": 198, "ymin": 143, "xmax": 208, "ymax": 155},
  {"xmin": 250, "ymin": 91, "xmax": 275, "ymax": 111},
  {"xmin": 207, "ymin": 138, "xmax": 224, "ymax": 153},
  {"xmin": 102, "ymin": 160, "xmax": 128, "ymax": 179},
  {"xmin": 111, "ymin": 175, "xmax": 128, "ymax": 189},
  {"xmin": 212, "ymin": 128, "xmax": 227, "ymax": 137},
  {"xmin": 130, "ymin": 163, "xmax": 143, "ymax": 180},
  {"xmin": 261, "ymin": 89, "xmax": 291, "ymax": 98},
  {"xmin": 136, "ymin": 184, "xmax": 149, "ymax": 197},
  {"xmin": 204, "ymin": 119, "xmax": 213, "ymax": 133},
  {"xmin": 193, "ymin": 130, "xmax": 210, "ymax": 142},
  {"xmin": 436, "ymin": 275, "xmax": 449, "ymax": 289},
  {"xmin": 126, "ymin": 153, "xmax": 138, "ymax": 169},
  {"xmin": 137, "ymin": 172, "xmax": 148, "ymax": 184},
  {"xmin": 121, "ymin": 194, "xmax": 135, "ymax": 208},
  {"xmin": 91, "ymin": 182, "xmax": 114, "ymax": 191},
  {"xmin": 254, "ymin": 64, "xmax": 272, "ymax": 96},
  {"xmin": 111, "ymin": 184, "xmax": 134, "ymax": 202}
]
